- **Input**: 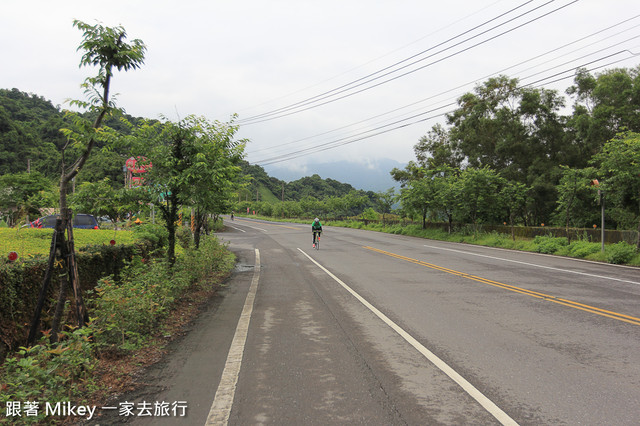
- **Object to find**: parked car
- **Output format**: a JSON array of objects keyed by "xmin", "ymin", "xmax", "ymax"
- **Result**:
[{"xmin": 28, "ymin": 214, "xmax": 100, "ymax": 229}]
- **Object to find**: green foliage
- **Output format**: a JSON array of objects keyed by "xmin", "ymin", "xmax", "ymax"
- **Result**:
[
  {"xmin": 0, "ymin": 327, "xmax": 96, "ymax": 422},
  {"xmin": 132, "ymin": 223, "xmax": 169, "ymax": 247},
  {"xmin": 0, "ymin": 171, "xmax": 55, "ymax": 226},
  {"xmin": 176, "ymin": 225, "xmax": 192, "ymax": 248},
  {"xmin": 532, "ymin": 235, "xmax": 569, "ymax": 254},
  {"xmin": 89, "ymin": 235, "xmax": 234, "ymax": 351},
  {"xmin": 559, "ymin": 239, "xmax": 602, "ymax": 258},
  {"xmin": 605, "ymin": 241, "xmax": 637, "ymax": 265},
  {"xmin": 91, "ymin": 258, "xmax": 177, "ymax": 350},
  {"xmin": 1, "ymin": 233, "xmax": 234, "ymax": 412},
  {"xmin": 591, "ymin": 131, "xmax": 640, "ymax": 230}
]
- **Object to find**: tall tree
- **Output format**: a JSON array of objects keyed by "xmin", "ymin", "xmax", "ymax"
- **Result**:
[
  {"xmin": 127, "ymin": 115, "xmax": 246, "ymax": 262},
  {"xmin": 553, "ymin": 166, "xmax": 598, "ymax": 238},
  {"xmin": 591, "ymin": 131, "xmax": 640, "ymax": 247},
  {"xmin": 454, "ymin": 167, "xmax": 506, "ymax": 235},
  {"xmin": 59, "ymin": 20, "xmax": 146, "ymax": 216},
  {"xmin": 567, "ymin": 66, "xmax": 640, "ymax": 160},
  {"xmin": 413, "ymin": 123, "xmax": 463, "ymax": 170},
  {"xmin": 31, "ymin": 20, "xmax": 146, "ymax": 343}
]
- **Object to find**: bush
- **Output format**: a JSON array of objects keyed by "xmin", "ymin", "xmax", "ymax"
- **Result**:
[
  {"xmin": 0, "ymin": 328, "xmax": 96, "ymax": 423},
  {"xmin": 533, "ymin": 235, "xmax": 569, "ymax": 254},
  {"xmin": 176, "ymin": 225, "xmax": 192, "ymax": 249},
  {"xmin": 89, "ymin": 235, "xmax": 234, "ymax": 351},
  {"xmin": 605, "ymin": 242, "xmax": 637, "ymax": 265},
  {"xmin": 132, "ymin": 223, "xmax": 168, "ymax": 247},
  {"xmin": 565, "ymin": 240, "xmax": 601, "ymax": 258}
]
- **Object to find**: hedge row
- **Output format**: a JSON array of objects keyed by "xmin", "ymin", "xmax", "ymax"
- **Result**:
[{"xmin": 0, "ymin": 241, "xmax": 155, "ymax": 361}]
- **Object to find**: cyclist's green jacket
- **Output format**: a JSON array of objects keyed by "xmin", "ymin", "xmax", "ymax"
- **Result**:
[{"xmin": 312, "ymin": 221, "xmax": 322, "ymax": 231}]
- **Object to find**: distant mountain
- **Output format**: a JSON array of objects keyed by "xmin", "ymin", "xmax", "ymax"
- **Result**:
[{"xmin": 264, "ymin": 159, "xmax": 403, "ymax": 192}]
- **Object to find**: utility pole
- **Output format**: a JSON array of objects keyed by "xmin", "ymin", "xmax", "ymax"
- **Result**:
[{"xmin": 281, "ymin": 182, "xmax": 285, "ymax": 202}]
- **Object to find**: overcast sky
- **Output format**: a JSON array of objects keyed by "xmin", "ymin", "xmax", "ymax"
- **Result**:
[{"xmin": 2, "ymin": 0, "xmax": 639, "ymax": 176}]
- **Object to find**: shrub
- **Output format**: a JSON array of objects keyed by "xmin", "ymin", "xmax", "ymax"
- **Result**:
[
  {"xmin": 90, "ymin": 257, "xmax": 175, "ymax": 350},
  {"xmin": 0, "ymin": 328, "xmax": 96, "ymax": 423},
  {"xmin": 132, "ymin": 223, "xmax": 168, "ymax": 247},
  {"xmin": 89, "ymin": 235, "xmax": 234, "ymax": 351},
  {"xmin": 533, "ymin": 235, "xmax": 568, "ymax": 254},
  {"xmin": 176, "ymin": 225, "xmax": 192, "ymax": 248},
  {"xmin": 565, "ymin": 240, "xmax": 601, "ymax": 258},
  {"xmin": 605, "ymin": 242, "xmax": 637, "ymax": 265}
]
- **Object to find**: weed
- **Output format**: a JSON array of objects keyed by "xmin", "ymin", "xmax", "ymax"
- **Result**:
[{"xmin": 605, "ymin": 242, "xmax": 638, "ymax": 265}]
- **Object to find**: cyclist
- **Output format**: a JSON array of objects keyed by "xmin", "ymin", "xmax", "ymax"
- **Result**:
[{"xmin": 311, "ymin": 217, "xmax": 322, "ymax": 248}]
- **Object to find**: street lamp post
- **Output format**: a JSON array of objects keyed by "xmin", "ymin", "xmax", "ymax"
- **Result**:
[{"xmin": 591, "ymin": 179, "xmax": 605, "ymax": 252}]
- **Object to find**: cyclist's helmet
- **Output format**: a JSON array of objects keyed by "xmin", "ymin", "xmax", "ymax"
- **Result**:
[{"xmin": 314, "ymin": 218, "xmax": 319, "ymax": 223}]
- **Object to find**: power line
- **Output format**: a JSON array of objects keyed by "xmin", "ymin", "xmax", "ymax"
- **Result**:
[
  {"xmin": 248, "ymin": 15, "xmax": 640, "ymax": 159},
  {"xmin": 238, "ymin": 0, "xmax": 574, "ymax": 125},
  {"xmin": 253, "ymin": 50, "xmax": 639, "ymax": 166}
]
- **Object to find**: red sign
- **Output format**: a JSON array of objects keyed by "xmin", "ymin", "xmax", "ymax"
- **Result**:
[{"xmin": 125, "ymin": 157, "xmax": 152, "ymax": 174}]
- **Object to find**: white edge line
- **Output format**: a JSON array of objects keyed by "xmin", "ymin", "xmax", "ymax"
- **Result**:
[
  {"xmin": 230, "ymin": 223, "xmax": 268, "ymax": 232},
  {"xmin": 297, "ymin": 248, "xmax": 518, "ymax": 426},
  {"xmin": 226, "ymin": 225, "xmax": 246, "ymax": 233},
  {"xmin": 424, "ymin": 244, "xmax": 640, "ymax": 286},
  {"xmin": 206, "ymin": 248, "xmax": 261, "ymax": 425}
]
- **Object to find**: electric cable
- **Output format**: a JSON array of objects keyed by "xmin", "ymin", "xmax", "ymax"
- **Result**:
[
  {"xmin": 253, "ymin": 49, "xmax": 639, "ymax": 166},
  {"xmin": 247, "ymin": 17, "xmax": 640, "ymax": 158},
  {"xmin": 238, "ymin": 0, "xmax": 577, "ymax": 125}
]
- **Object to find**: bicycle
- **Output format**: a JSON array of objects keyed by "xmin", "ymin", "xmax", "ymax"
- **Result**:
[{"xmin": 313, "ymin": 230, "xmax": 321, "ymax": 250}]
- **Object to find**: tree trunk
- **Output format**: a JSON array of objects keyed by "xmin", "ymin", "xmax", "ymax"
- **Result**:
[{"xmin": 27, "ymin": 221, "xmax": 61, "ymax": 346}]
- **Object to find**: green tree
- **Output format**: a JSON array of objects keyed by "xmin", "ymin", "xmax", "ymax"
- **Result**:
[
  {"xmin": 0, "ymin": 171, "xmax": 53, "ymax": 226},
  {"xmin": 37, "ymin": 20, "xmax": 146, "ymax": 342},
  {"xmin": 500, "ymin": 180, "xmax": 528, "ymax": 240},
  {"xmin": 59, "ymin": 20, "xmax": 145, "ymax": 217},
  {"xmin": 446, "ymin": 76, "xmax": 568, "ymax": 223},
  {"xmin": 128, "ymin": 115, "xmax": 246, "ymax": 262},
  {"xmin": 399, "ymin": 175, "xmax": 432, "ymax": 229},
  {"xmin": 454, "ymin": 167, "xmax": 506, "ymax": 235},
  {"xmin": 413, "ymin": 123, "xmax": 462, "ymax": 170},
  {"xmin": 567, "ymin": 67, "xmax": 640, "ymax": 160},
  {"xmin": 591, "ymin": 131, "xmax": 640, "ymax": 247},
  {"xmin": 375, "ymin": 188, "xmax": 396, "ymax": 224},
  {"xmin": 69, "ymin": 177, "xmax": 137, "ymax": 225},
  {"xmin": 182, "ymin": 116, "xmax": 246, "ymax": 248},
  {"xmin": 553, "ymin": 166, "xmax": 598, "ymax": 239}
]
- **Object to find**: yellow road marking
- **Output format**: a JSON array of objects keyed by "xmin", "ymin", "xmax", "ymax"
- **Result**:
[{"xmin": 364, "ymin": 246, "xmax": 640, "ymax": 326}]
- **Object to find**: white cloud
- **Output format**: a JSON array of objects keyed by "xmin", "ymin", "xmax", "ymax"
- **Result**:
[{"xmin": 2, "ymin": 0, "xmax": 640, "ymax": 178}]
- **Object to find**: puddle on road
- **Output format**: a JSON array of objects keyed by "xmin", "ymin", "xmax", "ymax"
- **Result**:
[{"xmin": 235, "ymin": 264, "xmax": 255, "ymax": 272}]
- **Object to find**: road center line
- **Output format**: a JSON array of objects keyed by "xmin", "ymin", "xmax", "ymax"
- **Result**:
[
  {"xmin": 423, "ymin": 244, "xmax": 640, "ymax": 286},
  {"xmin": 206, "ymin": 248, "xmax": 260, "ymax": 426},
  {"xmin": 297, "ymin": 248, "xmax": 518, "ymax": 426},
  {"xmin": 367, "ymin": 246, "xmax": 640, "ymax": 326}
]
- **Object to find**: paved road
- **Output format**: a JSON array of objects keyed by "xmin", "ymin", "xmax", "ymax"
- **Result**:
[{"xmin": 119, "ymin": 217, "xmax": 640, "ymax": 425}]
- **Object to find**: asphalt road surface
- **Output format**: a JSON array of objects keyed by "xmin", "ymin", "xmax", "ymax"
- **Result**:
[{"xmin": 111, "ymin": 217, "xmax": 640, "ymax": 425}]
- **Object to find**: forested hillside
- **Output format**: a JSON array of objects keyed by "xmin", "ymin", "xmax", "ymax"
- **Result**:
[
  {"xmin": 0, "ymin": 89, "xmax": 376, "ymax": 225},
  {"xmin": 0, "ymin": 88, "xmax": 150, "ymax": 184},
  {"xmin": 238, "ymin": 161, "xmax": 375, "ymax": 202}
]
